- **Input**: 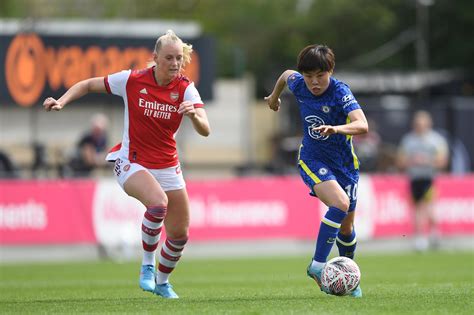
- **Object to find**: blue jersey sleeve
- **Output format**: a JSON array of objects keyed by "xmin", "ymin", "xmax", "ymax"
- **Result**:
[
  {"xmin": 287, "ymin": 72, "xmax": 304, "ymax": 96},
  {"xmin": 335, "ymin": 82, "xmax": 361, "ymax": 115}
]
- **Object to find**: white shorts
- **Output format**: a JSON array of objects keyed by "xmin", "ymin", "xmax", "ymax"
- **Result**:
[{"xmin": 113, "ymin": 158, "xmax": 186, "ymax": 191}]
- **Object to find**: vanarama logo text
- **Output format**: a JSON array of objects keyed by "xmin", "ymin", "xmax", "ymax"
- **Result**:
[{"xmin": 4, "ymin": 33, "xmax": 199, "ymax": 107}]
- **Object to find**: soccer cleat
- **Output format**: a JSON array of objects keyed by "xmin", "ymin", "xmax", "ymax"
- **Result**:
[
  {"xmin": 139, "ymin": 265, "xmax": 156, "ymax": 292},
  {"xmin": 154, "ymin": 282, "xmax": 179, "ymax": 299},
  {"xmin": 350, "ymin": 284, "xmax": 363, "ymax": 298},
  {"xmin": 306, "ymin": 263, "xmax": 330, "ymax": 294}
]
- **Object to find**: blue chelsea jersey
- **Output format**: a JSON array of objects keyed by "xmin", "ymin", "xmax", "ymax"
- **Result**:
[{"xmin": 287, "ymin": 72, "xmax": 361, "ymax": 171}]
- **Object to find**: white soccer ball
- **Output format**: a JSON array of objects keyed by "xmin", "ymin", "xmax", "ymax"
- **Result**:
[{"xmin": 321, "ymin": 256, "xmax": 361, "ymax": 296}]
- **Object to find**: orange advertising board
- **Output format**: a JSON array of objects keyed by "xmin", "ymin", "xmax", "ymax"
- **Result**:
[{"xmin": 1, "ymin": 33, "xmax": 213, "ymax": 107}]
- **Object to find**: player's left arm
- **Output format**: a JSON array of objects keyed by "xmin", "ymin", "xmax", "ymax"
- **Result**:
[
  {"xmin": 314, "ymin": 109, "xmax": 368, "ymax": 136},
  {"xmin": 434, "ymin": 134, "xmax": 449, "ymax": 170},
  {"xmin": 178, "ymin": 102, "xmax": 211, "ymax": 137}
]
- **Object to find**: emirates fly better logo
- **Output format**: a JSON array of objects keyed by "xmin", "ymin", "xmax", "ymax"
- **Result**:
[{"xmin": 139, "ymin": 98, "xmax": 177, "ymax": 119}]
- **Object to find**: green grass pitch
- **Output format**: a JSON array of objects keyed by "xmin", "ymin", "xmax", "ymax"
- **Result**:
[{"xmin": 1, "ymin": 251, "xmax": 473, "ymax": 314}]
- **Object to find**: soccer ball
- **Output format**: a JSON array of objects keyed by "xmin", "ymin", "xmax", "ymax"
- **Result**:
[{"xmin": 321, "ymin": 256, "xmax": 361, "ymax": 296}]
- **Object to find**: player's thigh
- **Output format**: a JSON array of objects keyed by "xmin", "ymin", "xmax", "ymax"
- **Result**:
[
  {"xmin": 313, "ymin": 180, "xmax": 350, "ymax": 211},
  {"xmin": 164, "ymin": 188, "xmax": 190, "ymax": 239},
  {"xmin": 123, "ymin": 169, "xmax": 168, "ymax": 207}
]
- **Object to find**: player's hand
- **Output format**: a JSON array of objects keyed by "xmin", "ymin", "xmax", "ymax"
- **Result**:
[
  {"xmin": 313, "ymin": 125, "xmax": 338, "ymax": 136},
  {"xmin": 411, "ymin": 154, "xmax": 430, "ymax": 166},
  {"xmin": 178, "ymin": 100, "xmax": 196, "ymax": 118},
  {"xmin": 264, "ymin": 95, "xmax": 281, "ymax": 112},
  {"xmin": 43, "ymin": 97, "xmax": 63, "ymax": 111}
]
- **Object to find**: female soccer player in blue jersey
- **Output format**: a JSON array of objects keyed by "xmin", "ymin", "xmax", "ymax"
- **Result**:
[{"xmin": 265, "ymin": 44, "xmax": 368, "ymax": 297}]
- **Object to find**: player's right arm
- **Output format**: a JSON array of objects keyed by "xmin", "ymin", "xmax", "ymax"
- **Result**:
[
  {"xmin": 43, "ymin": 77, "xmax": 106, "ymax": 111},
  {"xmin": 264, "ymin": 70, "xmax": 297, "ymax": 112}
]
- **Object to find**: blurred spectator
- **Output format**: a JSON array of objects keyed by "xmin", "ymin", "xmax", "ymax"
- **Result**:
[
  {"xmin": 31, "ymin": 142, "xmax": 47, "ymax": 178},
  {"xmin": 0, "ymin": 149, "xmax": 18, "ymax": 178},
  {"xmin": 264, "ymin": 133, "xmax": 301, "ymax": 175},
  {"xmin": 353, "ymin": 119, "xmax": 381, "ymax": 172},
  {"xmin": 68, "ymin": 113, "xmax": 109, "ymax": 177},
  {"xmin": 397, "ymin": 110, "xmax": 449, "ymax": 251}
]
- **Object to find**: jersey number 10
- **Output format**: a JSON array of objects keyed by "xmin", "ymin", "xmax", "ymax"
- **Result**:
[{"xmin": 344, "ymin": 184, "xmax": 358, "ymax": 201}]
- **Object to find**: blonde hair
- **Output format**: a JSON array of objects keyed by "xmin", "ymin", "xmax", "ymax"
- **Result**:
[{"xmin": 149, "ymin": 29, "xmax": 193, "ymax": 67}]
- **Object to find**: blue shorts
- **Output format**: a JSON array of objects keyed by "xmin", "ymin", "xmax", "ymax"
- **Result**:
[{"xmin": 298, "ymin": 159, "xmax": 359, "ymax": 212}]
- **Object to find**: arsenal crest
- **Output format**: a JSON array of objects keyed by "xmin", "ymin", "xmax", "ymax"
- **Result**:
[{"xmin": 170, "ymin": 92, "xmax": 179, "ymax": 102}]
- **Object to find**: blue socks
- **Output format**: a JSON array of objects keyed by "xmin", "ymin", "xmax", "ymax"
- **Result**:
[
  {"xmin": 336, "ymin": 228, "xmax": 357, "ymax": 259},
  {"xmin": 313, "ymin": 207, "xmax": 347, "ymax": 263}
]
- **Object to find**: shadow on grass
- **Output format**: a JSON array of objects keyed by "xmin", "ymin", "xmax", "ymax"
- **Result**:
[
  {"xmin": 2, "ymin": 297, "xmax": 145, "ymax": 305},
  {"xmin": 181, "ymin": 294, "xmax": 323, "ymax": 304},
  {"xmin": 2, "ymin": 293, "xmax": 323, "ymax": 306}
]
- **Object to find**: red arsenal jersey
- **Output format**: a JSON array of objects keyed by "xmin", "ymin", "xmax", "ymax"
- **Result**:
[{"xmin": 104, "ymin": 67, "xmax": 204, "ymax": 169}]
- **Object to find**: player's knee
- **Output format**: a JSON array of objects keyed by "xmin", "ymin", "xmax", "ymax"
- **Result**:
[
  {"xmin": 144, "ymin": 195, "xmax": 168, "ymax": 211},
  {"xmin": 152, "ymin": 194, "xmax": 168, "ymax": 207},
  {"xmin": 335, "ymin": 196, "xmax": 350, "ymax": 212},
  {"xmin": 168, "ymin": 231, "xmax": 189, "ymax": 242}
]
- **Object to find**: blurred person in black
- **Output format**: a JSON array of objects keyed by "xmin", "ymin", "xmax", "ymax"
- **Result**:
[
  {"xmin": 0, "ymin": 149, "xmax": 18, "ymax": 178},
  {"xmin": 397, "ymin": 110, "xmax": 449, "ymax": 251},
  {"xmin": 68, "ymin": 113, "xmax": 109, "ymax": 177}
]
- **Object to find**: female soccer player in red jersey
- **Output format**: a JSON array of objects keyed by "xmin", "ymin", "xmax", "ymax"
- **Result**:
[{"xmin": 43, "ymin": 30, "xmax": 211, "ymax": 299}]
